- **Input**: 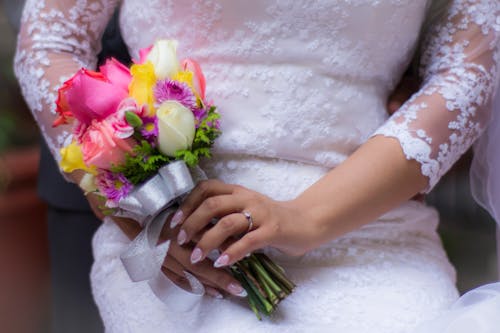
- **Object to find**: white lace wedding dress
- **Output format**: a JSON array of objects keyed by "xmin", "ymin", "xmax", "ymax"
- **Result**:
[{"xmin": 14, "ymin": 0, "xmax": 500, "ymax": 332}]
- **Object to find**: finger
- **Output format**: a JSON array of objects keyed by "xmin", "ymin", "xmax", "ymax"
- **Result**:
[
  {"xmin": 169, "ymin": 244, "xmax": 247, "ymax": 297},
  {"xmin": 219, "ymin": 238, "xmax": 238, "ymax": 253},
  {"xmin": 161, "ymin": 266, "xmax": 193, "ymax": 293},
  {"xmin": 109, "ymin": 216, "xmax": 142, "ymax": 240},
  {"xmin": 164, "ymin": 253, "xmax": 220, "ymax": 289},
  {"xmin": 178, "ymin": 195, "xmax": 246, "ymax": 245},
  {"xmin": 205, "ymin": 286, "xmax": 224, "ymax": 299},
  {"xmin": 164, "ymin": 251, "xmax": 222, "ymax": 291},
  {"xmin": 163, "ymin": 253, "xmax": 189, "ymax": 277},
  {"xmin": 170, "ymin": 179, "xmax": 235, "ymax": 229},
  {"xmin": 213, "ymin": 228, "xmax": 269, "ymax": 268},
  {"xmin": 161, "ymin": 266, "xmax": 223, "ymax": 298},
  {"xmin": 190, "ymin": 213, "xmax": 250, "ymax": 264}
]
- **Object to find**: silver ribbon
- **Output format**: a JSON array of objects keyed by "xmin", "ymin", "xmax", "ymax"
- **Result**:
[{"xmin": 115, "ymin": 161, "xmax": 207, "ymax": 310}]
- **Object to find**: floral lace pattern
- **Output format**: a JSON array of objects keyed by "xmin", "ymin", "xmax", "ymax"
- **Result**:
[
  {"xmin": 15, "ymin": 0, "xmax": 500, "ymax": 192},
  {"xmin": 374, "ymin": 0, "xmax": 500, "ymax": 191},
  {"xmin": 13, "ymin": 0, "xmax": 499, "ymax": 331},
  {"xmin": 14, "ymin": 0, "xmax": 119, "ymax": 161}
]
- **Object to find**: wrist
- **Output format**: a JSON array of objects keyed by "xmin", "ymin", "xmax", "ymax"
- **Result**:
[{"xmin": 286, "ymin": 195, "xmax": 332, "ymax": 246}]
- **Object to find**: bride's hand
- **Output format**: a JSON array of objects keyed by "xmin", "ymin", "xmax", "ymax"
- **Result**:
[
  {"xmin": 67, "ymin": 171, "xmax": 245, "ymax": 298},
  {"xmin": 158, "ymin": 223, "xmax": 248, "ymax": 298},
  {"xmin": 172, "ymin": 180, "xmax": 321, "ymax": 268}
]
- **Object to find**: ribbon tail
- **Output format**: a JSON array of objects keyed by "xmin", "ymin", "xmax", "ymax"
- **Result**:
[
  {"xmin": 148, "ymin": 271, "xmax": 205, "ymax": 312},
  {"xmin": 120, "ymin": 208, "xmax": 172, "ymax": 282}
]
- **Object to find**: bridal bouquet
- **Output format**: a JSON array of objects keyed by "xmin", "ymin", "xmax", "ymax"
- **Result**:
[{"xmin": 54, "ymin": 39, "xmax": 294, "ymax": 319}]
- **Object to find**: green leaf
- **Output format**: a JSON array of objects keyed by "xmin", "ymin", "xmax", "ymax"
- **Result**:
[
  {"xmin": 125, "ymin": 111, "xmax": 143, "ymax": 128},
  {"xmin": 111, "ymin": 140, "xmax": 171, "ymax": 185}
]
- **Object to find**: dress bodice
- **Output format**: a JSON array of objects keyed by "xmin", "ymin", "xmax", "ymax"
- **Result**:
[
  {"xmin": 14, "ymin": 0, "xmax": 500, "ymax": 193},
  {"xmin": 120, "ymin": 1, "xmax": 430, "ymax": 167}
]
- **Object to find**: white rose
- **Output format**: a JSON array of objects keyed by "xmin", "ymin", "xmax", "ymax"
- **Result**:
[
  {"xmin": 146, "ymin": 39, "xmax": 179, "ymax": 79},
  {"xmin": 157, "ymin": 101, "xmax": 196, "ymax": 157},
  {"xmin": 79, "ymin": 173, "xmax": 97, "ymax": 194}
]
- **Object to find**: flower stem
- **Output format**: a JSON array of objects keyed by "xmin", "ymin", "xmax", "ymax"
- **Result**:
[
  {"xmin": 256, "ymin": 253, "xmax": 296, "ymax": 293},
  {"xmin": 230, "ymin": 253, "xmax": 296, "ymax": 319}
]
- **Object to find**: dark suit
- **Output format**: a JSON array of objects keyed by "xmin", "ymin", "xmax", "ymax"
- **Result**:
[{"xmin": 7, "ymin": 1, "xmax": 131, "ymax": 330}]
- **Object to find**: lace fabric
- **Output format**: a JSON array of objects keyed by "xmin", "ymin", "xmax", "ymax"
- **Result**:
[
  {"xmin": 13, "ymin": 1, "xmax": 500, "ymax": 332},
  {"xmin": 14, "ymin": 0, "xmax": 500, "ymax": 193},
  {"xmin": 14, "ymin": 0, "xmax": 119, "ymax": 162},
  {"xmin": 374, "ymin": 0, "xmax": 500, "ymax": 191}
]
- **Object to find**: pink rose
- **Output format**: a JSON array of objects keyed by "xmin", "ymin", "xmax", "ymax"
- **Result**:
[
  {"xmin": 54, "ymin": 76, "xmax": 77, "ymax": 126},
  {"xmin": 55, "ymin": 61, "xmax": 132, "ymax": 127},
  {"xmin": 107, "ymin": 98, "xmax": 147, "ymax": 139},
  {"xmin": 100, "ymin": 58, "xmax": 132, "ymax": 92},
  {"xmin": 181, "ymin": 58, "xmax": 206, "ymax": 100},
  {"xmin": 81, "ymin": 119, "xmax": 136, "ymax": 170}
]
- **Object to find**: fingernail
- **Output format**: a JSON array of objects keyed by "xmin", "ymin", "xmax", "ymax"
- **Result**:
[
  {"xmin": 213, "ymin": 254, "xmax": 229, "ymax": 268},
  {"xmin": 183, "ymin": 271, "xmax": 205, "ymax": 295},
  {"xmin": 170, "ymin": 210, "xmax": 184, "ymax": 229},
  {"xmin": 190, "ymin": 248, "xmax": 203, "ymax": 264},
  {"xmin": 205, "ymin": 287, "xmax": 224, "ymax": 299},
  {"xmin": 177, "ymin": 229, "xmax": 187, "ymax": 245},
  {"xmin": 227, "ymin": 282, "xmax": 247, "ymax": 297}
]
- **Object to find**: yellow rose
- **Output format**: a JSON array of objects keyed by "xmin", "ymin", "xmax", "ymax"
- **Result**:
[
  {"xmin": 147, "ymin": 40, "xmax": 180, "ymax": 80},
  {"xmin": 129, "ymin": 61, "xmax": 156, "ymax": 112},
  {"xmin": 59, "ymin": 142, "xmax": 94, "ymax": 174},
  {"xmin": 156, "ymin": 101, "xmax": 195, "ymax": 157}
]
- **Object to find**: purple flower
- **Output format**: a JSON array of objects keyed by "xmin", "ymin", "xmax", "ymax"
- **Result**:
[
  {"xmin": 192, "ymin": 107, "xmax": 208, "ymax": 128},
  {"xmin": 207, "ymin": 119, "xmax": 221, "ymax": 130},
  {"xmin": 154, "ymin": 80, "xmax": 196, "ymax": 109},
  {"xmin": 96, "ymin": 171, "xmax": 133, "ymax": 206},
  {"xmin": 140, "ymin": 116, "xmax": 159, "ymax": 145}
]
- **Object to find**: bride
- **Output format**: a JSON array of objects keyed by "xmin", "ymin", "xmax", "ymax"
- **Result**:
[{"xmin": 14, "ymin": 0, "xmax": 499, "ymax": 332}]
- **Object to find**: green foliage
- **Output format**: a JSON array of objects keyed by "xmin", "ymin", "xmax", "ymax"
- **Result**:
[
  {"xmin": 176, "ymin": 106, "xmax": 221, "ymax": 167},
  {"xmin": 113, "ymin": 106, "xmax": 220, "ymax": 184},
  {"xmin": 125, "ymin": 111, "xmax": 143, "ymax": 128},
  {"xmin": 112, "ymin": 140, "xmax": 171, "ymax": 185}
]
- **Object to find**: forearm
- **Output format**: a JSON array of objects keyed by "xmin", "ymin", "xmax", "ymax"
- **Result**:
[{"xmin": 294, "ymin": 135, "xmax": 427, "ymax": 245}]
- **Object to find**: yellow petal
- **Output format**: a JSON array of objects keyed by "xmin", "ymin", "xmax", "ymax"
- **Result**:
[
  {"xmin": 172, "ymin": 70, "xmax": 200, "ymax": 100},
  {"xmin": 59, "ymin": 142, "xmax": 95, "ymax": 174},
  {"xmin": 129, "ymin": 61, "xmax": 156, "ymax": 113}
]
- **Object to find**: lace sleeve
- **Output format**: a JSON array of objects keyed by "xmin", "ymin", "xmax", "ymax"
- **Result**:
[
  {"xmin": 373, "ymin": 0, "xmax": 500, "ymax": 192},
  {"xmin": 14, "ymin": 0, "xmax": 119, "ymax": 163}
]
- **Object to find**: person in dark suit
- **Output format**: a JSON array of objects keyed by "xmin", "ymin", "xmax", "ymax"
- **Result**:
[{"xmin": 5, "ymin": 1, "xmax": 129, "ymax": 331}]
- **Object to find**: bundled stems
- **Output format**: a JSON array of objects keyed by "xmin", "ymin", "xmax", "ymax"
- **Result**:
[{"xmin": 230, "ymin": 253, "xmax": 296, "ymax": 319}]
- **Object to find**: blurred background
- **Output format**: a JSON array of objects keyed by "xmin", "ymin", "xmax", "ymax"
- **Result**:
[
  {"xmin": 0, "ymin": 1, "xmax": 497, "ymax": 332},
  {"xmin": 0, "ymin": 1, "xmax": 50, "ymax": 333}
]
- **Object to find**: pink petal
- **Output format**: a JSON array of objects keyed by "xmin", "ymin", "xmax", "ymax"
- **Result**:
[
  {"xmin": 65, "ymin": 69, "xmax": 128, "ymax": 125},
  {"xmin": 137, "ymin": 45, "xmax": 153, "ymax": 64},
  {"xmin": 100, "ymin": 58, "xmax": 132, "ymax": 92},
  {"xmin": 181, "ymin": 58, "xmax": 206, "ymax": 100}
]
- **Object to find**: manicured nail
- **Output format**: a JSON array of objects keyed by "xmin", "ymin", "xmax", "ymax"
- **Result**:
[
  {"xmin": 213, "ymin": 254, "xmax": 229, "ymax": 268},
  {"xmin": 205, "ymin": 287, "xmax": 224, "ymax": 299},
  {"xmin": 170, "ymin": 210, "xmax": 184, "ymax": 228},
  {"xmin": 177, "ymin": 229, "xmax": 187, "ymax": 245},
  {"xmin": 190, "ymin": 248, "xmax": 203, "ymax": 264},
  {"xmin": 183, "ymin": 271, "xmax": 204, "ymax": 295},
  {"xmin": 227, "ymin": 282, "xmax": 247, "ymax": 297}
]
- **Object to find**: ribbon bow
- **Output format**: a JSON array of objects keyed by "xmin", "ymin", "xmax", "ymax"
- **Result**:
[{"xmin": 114, "ymin": 161, "xmax": 207, "ymax": 310}]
